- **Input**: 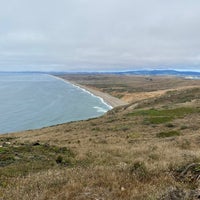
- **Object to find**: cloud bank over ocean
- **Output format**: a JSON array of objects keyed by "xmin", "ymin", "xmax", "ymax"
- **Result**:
[{"xmin": 0, "ymin": 0, "xmax": 200, "ymax": 71}]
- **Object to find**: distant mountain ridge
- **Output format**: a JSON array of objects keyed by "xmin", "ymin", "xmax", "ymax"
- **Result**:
[
  {"xmin": 115, "ymin": 70, "xmax": 200, "ymax": 77},
  {"xmin": 1, "ymin": 70, "xmax": 200, "ymax": 78},
  {"xmin": 54, "ymin": 69, "xmax": 200, "ymax": 78},
  {"xmin": 74, "ymin": 69, "xmax": 200, "ymax": 79}
]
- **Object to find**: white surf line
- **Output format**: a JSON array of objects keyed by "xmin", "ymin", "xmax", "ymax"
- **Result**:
[{"xmin": 48, "ymin": 74, "xmax": 113, "ymax": 110}]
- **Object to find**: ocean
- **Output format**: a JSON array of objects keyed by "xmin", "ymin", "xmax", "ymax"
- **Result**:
[{"xmin": 0, "ymin": 73, "xmax": 112, "ymax": 134}]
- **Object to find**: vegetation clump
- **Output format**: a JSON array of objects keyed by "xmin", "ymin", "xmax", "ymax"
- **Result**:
[
  {"xmin": 128, "ymin": 107, "xmax": 199, "ymax": 124},
  {"xmin": 129, "ymin": 161, "xmax": 149, "ymax": 181},
  {"xmin": 0, "ymin": 142, "xmax": 75, "ymax": 177},
  {"xmin": 165, "ymin": 123, "xmax": 175, "ymax": 128},
  {"xmin": 156, "ymin": 131, "xmax": 180, "ymax": 138}
]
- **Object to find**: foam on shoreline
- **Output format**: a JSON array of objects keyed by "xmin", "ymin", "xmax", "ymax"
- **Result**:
[{"xmin": 48, "ymin": 75, "xmax": 113, "ymax": 110}]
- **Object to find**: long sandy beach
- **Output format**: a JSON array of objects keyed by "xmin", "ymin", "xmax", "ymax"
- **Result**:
[
  {"xmin": 71, "ymin": 82, "xmax": 127, "ymax": 108},
  {"xmin": 57, "ymin": 77, "xmax": 127, "ymax": 108}
]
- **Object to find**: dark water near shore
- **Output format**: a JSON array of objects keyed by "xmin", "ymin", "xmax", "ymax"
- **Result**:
[{"xmin": 0, "ymin": 73, "xmax": 111, "ymax": 134}]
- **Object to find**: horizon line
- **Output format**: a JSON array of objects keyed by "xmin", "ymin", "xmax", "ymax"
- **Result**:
[{"xmin": 0, "ymin": 69, "xmax": 200, "ymax": 73}]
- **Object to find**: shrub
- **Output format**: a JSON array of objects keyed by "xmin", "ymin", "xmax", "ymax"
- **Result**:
[
  {"xmin": 129, "ymin": 161, "xmax": 149, "ymax": 181},
  {"xmin": 156, "ymin": 131, "xmax": 180, "ymax": 138},
  {"xmin": 165, "ymin": 123, "xmax": 175, "ymax": 128},
  {"xmin": 56, "ymin": 155, "xmax": 63, "ymax": 164}
]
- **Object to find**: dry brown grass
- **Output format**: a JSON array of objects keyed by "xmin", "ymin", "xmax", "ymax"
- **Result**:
[
  {"xmin": 0, "ymin": 167, "xmax": 176, "ymax": 200},
  {"xmin": 59, "ymin": 74, "xmax": 200, "ymax": 103},
  {"xmin": 1, "ymin": 135, "xmax": 200, "ymax": 199},
  {"xmin": 0, "ymin": 76, "xmax": 200, "ymax": 199}
]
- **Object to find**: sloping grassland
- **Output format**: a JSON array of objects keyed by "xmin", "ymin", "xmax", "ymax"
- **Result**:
[{"xmin": 0, "ymin": 76, "xmax": 200, "ymax": 199}]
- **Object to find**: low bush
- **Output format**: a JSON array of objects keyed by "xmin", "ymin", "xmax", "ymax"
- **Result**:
[
  {"xmin": 156, "ymin": 131, "xmax": 180, "ymax": 138},
  {"xmin": 129, "ymin": 161, "xmax": 149, "ymax": 181}
]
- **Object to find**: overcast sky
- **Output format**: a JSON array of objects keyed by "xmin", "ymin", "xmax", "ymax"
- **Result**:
[{"xmin": 0, "ymin": 0, "xmax": 200, "ymax": 72}]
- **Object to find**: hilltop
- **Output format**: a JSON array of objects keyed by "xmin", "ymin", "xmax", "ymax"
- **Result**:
[{"xmin": 0, "ymin": 75, "xmax": 200, "ymax": 199}]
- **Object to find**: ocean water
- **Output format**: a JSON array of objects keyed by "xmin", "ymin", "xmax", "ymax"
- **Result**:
[{"xmin": 0, "ymin": 73, "xmax": 112, "ymax": 134}]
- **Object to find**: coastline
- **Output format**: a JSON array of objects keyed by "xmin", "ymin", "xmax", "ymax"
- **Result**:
[
  {"xmin": 52, "ymin": 75, "xmax": 127, "ymax": 108},
  {"xmin": 69, "ymin": 82, "xmax": 128, "ymax": 108},
  {"xmin": 1, "ymin": 74, "xmax": 127, "ymax": 135}
]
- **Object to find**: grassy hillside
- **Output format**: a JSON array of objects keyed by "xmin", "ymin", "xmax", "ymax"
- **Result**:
[
  {"xmin": 60, "ymin": 74, "xmax": 200, "ymax": 103},
  {"xmin": 0, "ymin": 76, "xmax": 200, "ymax": 199}
]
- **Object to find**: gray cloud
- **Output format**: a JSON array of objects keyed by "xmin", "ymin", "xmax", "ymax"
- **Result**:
[{"xmin": 0, "ymin": 0, "xmax": 200, "ymax": 71}]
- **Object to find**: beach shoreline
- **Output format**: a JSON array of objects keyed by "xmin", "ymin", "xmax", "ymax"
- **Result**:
[{"xmin": 54, "ymin": 75, "xmax": 127, "ymax": 108}]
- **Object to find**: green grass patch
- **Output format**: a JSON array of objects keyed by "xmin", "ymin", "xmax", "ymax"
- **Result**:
[
  {"xmin": 129, "ymin": 107, "xmax": 198, "ymax": 117},
  {"xmin": 156, "ymin": 131, "xmax": 181, "ymax": 138},
  {"xmin": 0, "ymin": 143, "xmax": 76, "ymax": 177},
  {"xmin": 128, "ymin": 107, "xmax": 199, "ymax": 124},
  {"xmin": 147, "ymin": 116, "xmax": 174, "ymax": 124}
]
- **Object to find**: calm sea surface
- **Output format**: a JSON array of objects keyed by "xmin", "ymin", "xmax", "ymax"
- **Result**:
[{"xmin": 0, "ymin": 73, "xmax": 112, "ymax": 134}]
